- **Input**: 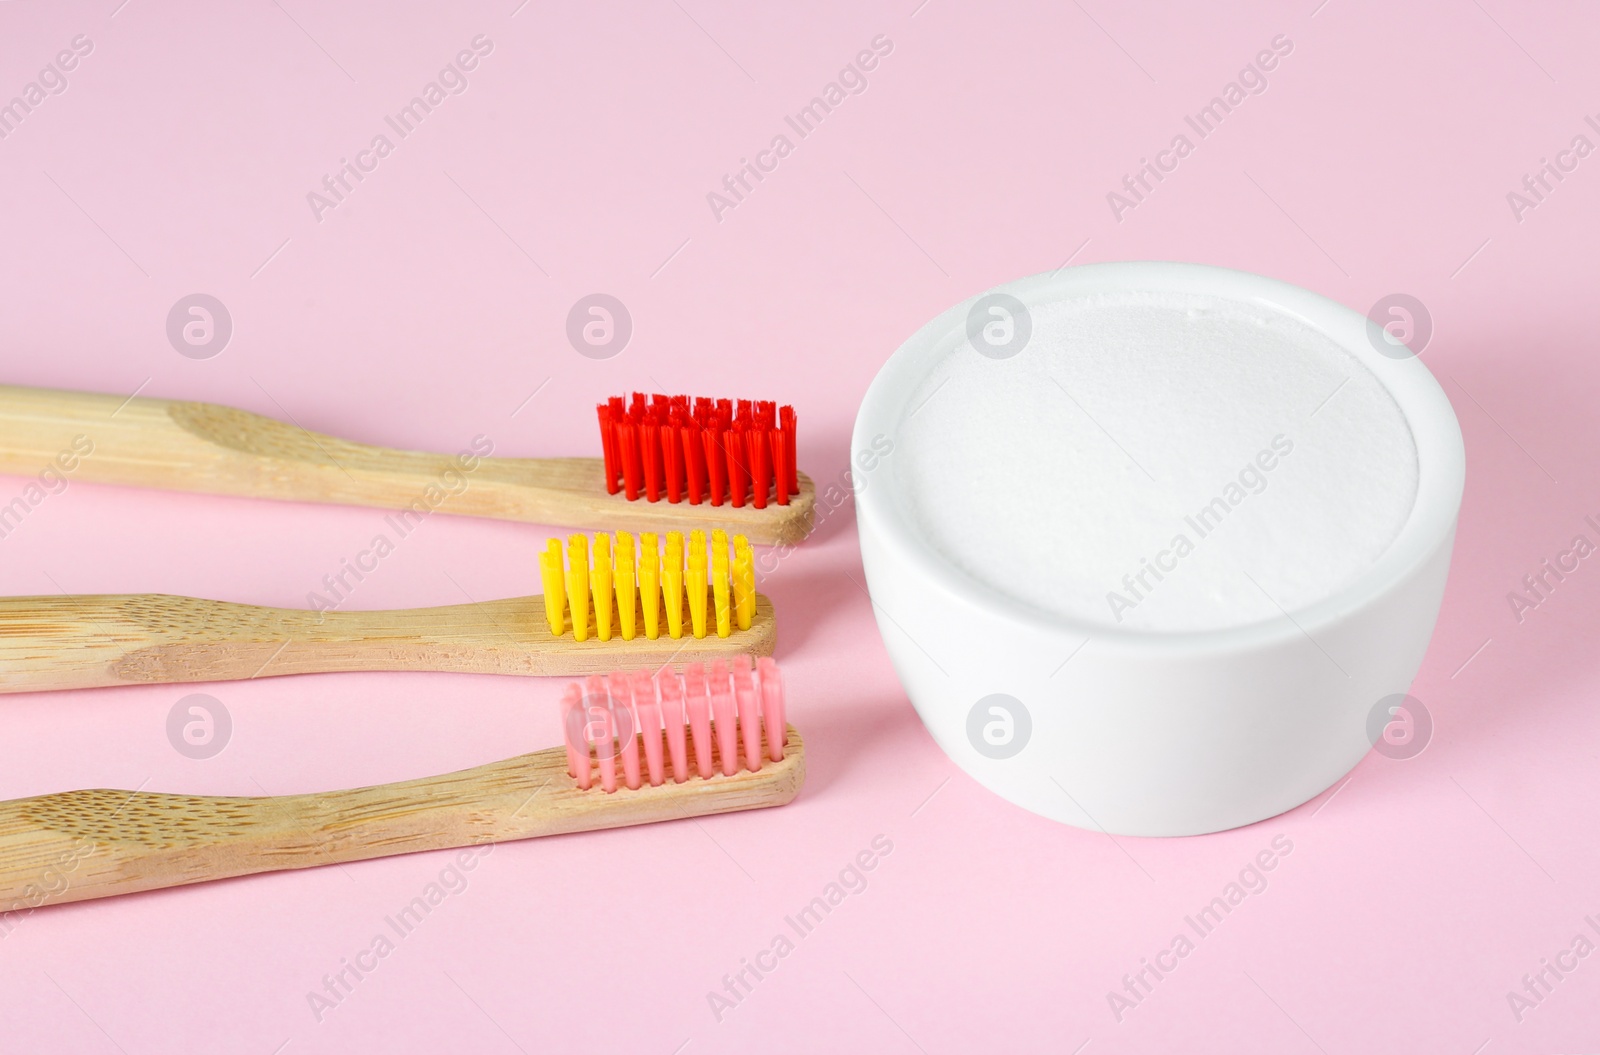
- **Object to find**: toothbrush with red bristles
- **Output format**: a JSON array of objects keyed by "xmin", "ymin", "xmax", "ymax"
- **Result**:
[
  {"xmin": 0, "ymin": 384, "xmax": 815, "ymax": 544},
  {"xmin": 0, "ymin": 659, "xmax": 803, "ymax": 907}
]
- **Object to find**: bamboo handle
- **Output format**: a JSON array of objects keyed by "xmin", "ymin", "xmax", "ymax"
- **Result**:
[
  {"xmin": 0, "ymin": 592, "xmax": 778, "ymax": 694},
  {"xmin": 0, "ymin": 381, "xmax": 501, "ymax": 508},
  {"xmin": 0, "ymin": 384, "xmax": 815, "ymax": 544},
  {"xmin": 0, "ymin": 729, "xmax": 805, "ymax": 907}
]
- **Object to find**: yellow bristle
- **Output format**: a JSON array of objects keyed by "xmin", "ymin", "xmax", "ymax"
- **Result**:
[
  {"xmin": 539, "ymin": 539, "xmax": 565, "ymax": 636},
  {"xmin": 614, "ymin": 531, "xmax": 637, "ymax": 640},
  {"xmin": 591, "ymin": 534, "xmax": 614, "ymax": 641},
  {"xmin": 712, "ymin": 539, "xmax": 731, "ymax": 638},
  {"xmin": 639, "ymin": 532, "xmax": 661, "ymax": 640},
  {"xmin": 733, "ymin": 535, "xmax": 756, "ymax": 631},
  {"xmin": 687, "ymin": 532, "xmax": 709, "ymax": 639},
  {"xmin": 565, "ymin": 534, "xmax": 590, "ymax": 643},
  {"xmin": 663, "ymin": 532, "xmax": 685, "ymax": 639}
]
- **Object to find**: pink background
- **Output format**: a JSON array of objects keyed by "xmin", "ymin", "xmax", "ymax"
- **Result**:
[{"xmin": 2, "ymin": 0, "xmax": 1598, "ymax": 1051}]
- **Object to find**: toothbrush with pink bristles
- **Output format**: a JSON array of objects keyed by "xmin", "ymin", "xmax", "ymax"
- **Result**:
[{"xmin": 0, "ymin": 658, "xmax": 803, "ymax": 908}]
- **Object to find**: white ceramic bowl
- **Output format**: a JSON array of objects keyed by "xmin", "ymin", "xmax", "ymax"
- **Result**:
[{"xmin": 852, "ymin": 262, "xmax": 1464, "ymax": 836}]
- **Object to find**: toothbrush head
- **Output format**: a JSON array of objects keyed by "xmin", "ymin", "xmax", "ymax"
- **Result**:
[
  {"xmin": 559, "ymin": 658, "xmax": 790, "ymax": 793},
  {"xmin": 597, "ymin": 393, "xmax": 798, "ymax": 508},
  {"xmin": 535, "ymin": 530, "xmax": 759, "ymax": 643}
]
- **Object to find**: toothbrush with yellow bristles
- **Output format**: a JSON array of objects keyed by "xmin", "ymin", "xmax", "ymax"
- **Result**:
[{"xmin": 0, "ymin": 531, "xmax": 774, "ymax": 695}]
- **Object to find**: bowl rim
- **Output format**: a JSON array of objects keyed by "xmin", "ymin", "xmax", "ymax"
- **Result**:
[{"xmin": 851, "ymin": 261, "xmax": 1466, "ymax": 655}]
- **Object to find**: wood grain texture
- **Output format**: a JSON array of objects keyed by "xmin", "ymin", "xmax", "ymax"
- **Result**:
[
  {"xmin": 0, "ymin": 726, "xmax": 804, "ymax": 907},
  {"xmin": 0, "ymin": 383, "xmax": 815, "ymax": 545},
  {"xmin": 0, "ymin": 592, "xmax": 776, "ymax": 693}
]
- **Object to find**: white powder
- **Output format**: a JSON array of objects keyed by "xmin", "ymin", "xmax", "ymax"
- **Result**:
[{"xmin": 896, "ymin": 291, "xmax": 1419, "ymax": 633}]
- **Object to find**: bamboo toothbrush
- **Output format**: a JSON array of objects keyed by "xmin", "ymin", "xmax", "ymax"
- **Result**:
[
  {"xmin": 0, "ymin": 384, "xmax": 814, "ymax": 544},
  {"xmin": 0, "ymin": 530, "xmax": 774, "ymax": 694},
  {"xmin": 0, "ymin": 658, "xmax": 802, "ymax": 908}
]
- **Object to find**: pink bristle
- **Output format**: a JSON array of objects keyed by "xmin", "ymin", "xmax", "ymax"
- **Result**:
[
  {"xmin": 633, "ymin": 670, "xmax": 665, "ymax": 787},
  {"xmin": 561, "ymin": 661, "xmax": 789, "ymax": 792},
  {"xmin": 710, "ymin": 659, "xmax": 739, "ymax": 777},
  {"xmin": 659, "ymin": 671, "xmax": 689, "ymax": 782},
  {"xmin": 684, "ymin": 662, "xmax": 713, "ymax": 778},
  {"xmin": 732, "ymin": 655, "xmax": 762, "ymax": 773},
  {"xmin": 586, "ymin": 675, "xmax": 617, "ymax": 793},
  {"xmin": 561, "ymin": 684, "xmax": 591, "ymax": 789},
  {"xmin": 608, "ymin": 673, "xmax": 641, "ymax": 791},
  {"xmin": 757, "ymin": 656, "xmax": 786, "ymax": 761}
]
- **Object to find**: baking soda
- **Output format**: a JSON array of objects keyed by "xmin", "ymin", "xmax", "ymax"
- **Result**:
[{"xmin": 897, "ymin": 291, "xmax": 1418, "ymax": 632}]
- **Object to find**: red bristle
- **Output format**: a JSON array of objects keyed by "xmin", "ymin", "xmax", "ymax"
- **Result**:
[
  {"xmin": 657, "ymin": 419, "xmax": 672, "ymax": 496},
  {"xmin": 770, "ymin": 428, "xmax": 790, "ymax": 505},
  {"xmin": 725, "ymin": 427, "xmax": 748, "ymax": 508},
  {"xmin": 780, "ymin": 405, "xmax": 797, "ymax": 492},
  {"xmin": 681, "ymin": 421, "xmax": 706, "ymax": 504},
  {"xmin": 661, "ymin": 422, "xmax": 683, "ymax": 503},
  {"xmin": 618, "ymin": 422, "xmax": 642, "ymax": 501},
  {"xmin": 703, "ymin": 429, "xmax": 727, "ymax": 506},
  {"xmin": 611, "ymin": 396, "xmax": 629, "ymax": 484},
  {"xmin": 747, "ymin": 427, "xmax": 771, "ymax": 509},
  {"xmin": 641, "ymin": 422, "xmax": 662, "ymax": 502},
  {"xmin": 597, "ymin": 405, "xmax": 620, "ymax": 495},
  {"xmin": 668, "ymin": 400, "xmax": 690, "ymax": 498}
]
